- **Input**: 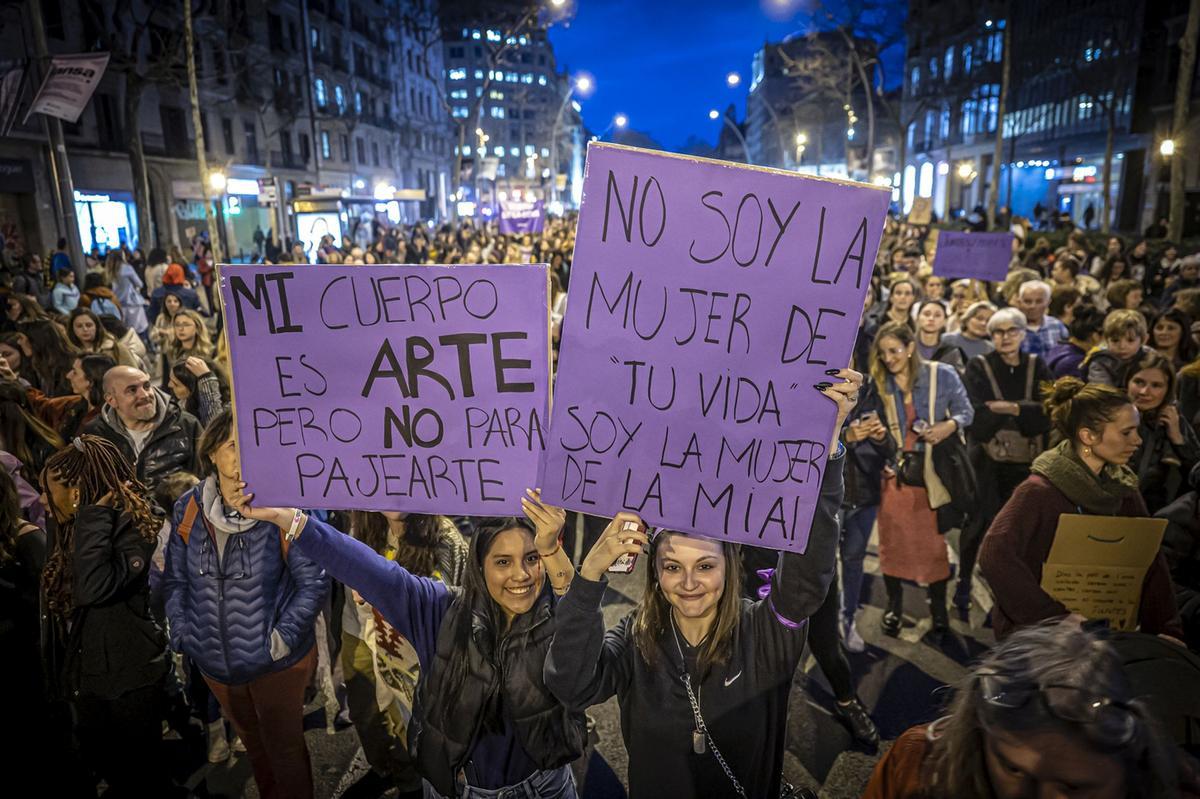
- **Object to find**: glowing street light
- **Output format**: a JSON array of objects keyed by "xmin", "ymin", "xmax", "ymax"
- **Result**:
[
  {"xmin": 957, "ymin": 162, "xmax": 974, "ymax": 180},
  {"xmin": 549, "ymin": 0, "xmax": 567, "ymax": 7},
  {"xmin": 208, "ymin": 170, "xmax": 226, "ymax": 191},
  {"xmin": 795, "ymin": 132, "xmax": 807, "ymax": 146},
  {"xmin": 574, "ymin": 74, "xmax": 594, "ymax": 95},
  {"xmin": 614, "ymin": 113, "xmax": 628, "ymax": 128},
  {"xmin": 726, "ymin": 71, "xmax": 741, "ymax": 87},
  {"xmin": 1161, "ymin": 138, "xmax": 1176, "ymax": 157},
  {"xmin": 708, "ymin": 109, "xmax": 720, "ymax": 120}
]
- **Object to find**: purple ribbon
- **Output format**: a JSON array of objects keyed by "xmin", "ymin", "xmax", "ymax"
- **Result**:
[{"xmin": 755, "ymin": 567, "xmax": 807, "ymax": 630}]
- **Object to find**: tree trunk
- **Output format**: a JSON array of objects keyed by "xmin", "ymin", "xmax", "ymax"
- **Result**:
[
  {"xmin": 124, "ymin": 75, "xmax": 155, "ymax": 250},
  {"xmin": 897, "ymin": 119, "xmax": 908, "ymax": 208},
  {"xmin": 1102, "ymin": 103, "xmax": 1115, "ymax": 234},
  {"xmin": 183, "ymin": 0, "xmax": 223, "ymax": 267},
  {"xmin": 943, "ymin": 142, "xmax": 953, "ymax": 219},
  {"xmin": 1169, "ymin": 0, "xmax": 1200, "ymax": 242},
  {"xmin": 988, "ymin": 18, "xmax": 1011, "ymax": 230}
]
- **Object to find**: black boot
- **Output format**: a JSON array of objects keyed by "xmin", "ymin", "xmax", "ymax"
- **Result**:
[
  {"xmin": 881, "ymin": 576, "xmax": 903, "ymax": 637},
  {"xmin": 929, "ymin": 580, "xmax": 950, "ymax": 638},
  {"xmin": 834, "ymin": 697, "xmax": 880, "ymax": 749}
]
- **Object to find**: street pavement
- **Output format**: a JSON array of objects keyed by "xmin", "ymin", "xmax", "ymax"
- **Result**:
[{"xmin": 176, "ymin": 528, "xmax": 995, "ymax": 798}]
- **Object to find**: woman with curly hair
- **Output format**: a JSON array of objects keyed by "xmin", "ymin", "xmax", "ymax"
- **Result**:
[
  {"xmin": 39, "ymin": 435, "xmax": 176, "ymax": 795},
  {"xmin": 17, "ymin": 319, "xmax": 76, "ymax": 397}
]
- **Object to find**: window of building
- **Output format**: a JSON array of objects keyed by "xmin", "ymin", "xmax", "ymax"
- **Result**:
[
  {"xmin": 537, "ymin": 75, "xmax": 547, "ymax": 86},
  {"xmin": 320, "ymin": 130, "xmax": 331, "ymax": 159},
  {"xmin": 450, "ymin": 89, "xmax": 468, "ymax": 99},
  {"xmin": 222, "ymin": 117, "xmax": 235, "ymax": 154},
  {"xmin": 448, "ymin": 45, "xmax": 464, "ymax": 59},
  {"xmin": 497, "ymin": 163, "xmax": 507, "ymax": 177},
  {"xmin": 335, "ymin": 85, "xmax": 346, "ymax": 114},
  {"xmin": 489, "ymin": 89, "xmax": 505, "ymax": 100},
  {"xmin": 315, "ymin": 79, "xmax": 327, "ymax": 107},
  {"xmin": 493, "ymin": 145, "xmax": 504, "ymax": 156},
  {"xmin": 474, "ymin": 69, "xmax": 484, "ymax": 79},
  {"xmin": 452, "ymin": 107, "xmax": 468, "ymax": 118},
  {"xmin": 509, "ymin": 146, "xmax": 519, "ymax": 157},
  {"xmin": 356, "ymin": 138, "xmax": 366, "ymax": 164},
  {"xmin": 962, "ymin": 43, "xmax": 973, "ymax": 73},
  {"xmin": 939, "ymin": 103, "xmax": 951, "ymax": 140},
  {"xmin": 355, "ymin": 91, "xmax": 364, "ymax": 115},
  {"xmin": 386, "ymin": 144, "xmax": 393, "ymax": 167},
  {"xmin": 280, "ymin": 129, "xmax": 293, "ymax": 163},
  {"xmin": 244, "ymin": 121, "xmax": 259, "ymax": 162},
  {"xmin": 300, "ymin": 132, "xmax": 311, "ymax": 162},
  {"xmin": 340, "ymin": 134, "xmax": 350, "ymax": 161},
  {"xmin": 372, "ymin": 141, "xmax": 380, "ymax": 166},
  {"xmin": 944, "ymin": 45, "xmax": 954, "ymax": 80},
  {"xmin": 311, "ymin": 27, "xmax": 320, "ymax": 51},
  {"xmin": 521, "ymin": 73, "xmax": 533, "ymax": 84},
  {"xmin": 490, "ymin": 106, "xmax": 505, "ymax": 118},
  {"xmin": 540, "ymin": 147, "xmax": 549, "ymax": 157},
  {"xmin": 448, "ymin": 67, "xmax": 466, "ymax": 81},
  {"xmin": 909, "ymin": 65, "xmax": 920, "ymax": 94}
]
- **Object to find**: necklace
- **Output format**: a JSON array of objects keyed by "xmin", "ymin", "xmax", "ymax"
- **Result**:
[{"xmin": 670, "ymin": 615, "xmax": 705, "ymax": 755}]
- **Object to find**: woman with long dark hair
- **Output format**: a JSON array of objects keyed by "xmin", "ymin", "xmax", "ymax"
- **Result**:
[
  {"xmin": 39, "ymin": 435, "xmax": 175, "ymax": 795},
  {"xmin": 342, "ymin": 510, "xmax": 468, "ymax": 798},
  {"xmin": 167, "ymin": 356, "xmax": 228, "ymax": 427},
  {"xmin": 17, "ymin": 319, "xmax": 76, "ymax": 397},
  {"xmin": 66, "ymin": 306, "xmax": 136, "ymax": 367},
  {"xmin": 229, "ymin": 484, "xmax": 586, "ymax": 797},
  {"xmin": 0, "ymin": 379, "xmax": 64, "ymax": 479},
  {"xmin": 1150, "ymin": 308, "xmax": 1197, "ymax": 372},
  {"xmin": 863, "ymin": 622, "xmax": 1195, "ymax": 798},
  {"xmin": 0, "ymin": 330, "xmax": 40, "ymax": 387},
  {"xmin": 13, "ymin": 354, "xmax": 113, "ymax": 443},
  {"xmin": 1124, "ymin": 351, "xmax": 1200, "ymax": 514},
  {"xmin": 544, "ymin": 374, "xmax": 857, "ymax": 798}
]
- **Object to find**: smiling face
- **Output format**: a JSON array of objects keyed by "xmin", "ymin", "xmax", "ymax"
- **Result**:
[
  {"xmin": 105, "ymin": 367, "xmax": 157, "ymax": 425},
  {"xmin": 1127, "ymin": 367, "xmax": 1169, "ymax": 413},
  {"xmin": 1081, "ymin": 404, "xmax": 1142, "ymax": 466},
  {"xmin": 878, "ymin": 334, "xmax": 913, "ymax": 375},
  {"xmin": 482, "ymin": 527, "xmax": 544, "ymax": 621},
  {"xmin": 656, "ymin": 533, "xmax": 726, "ymax": 624},
  {"xmin": 72, "ymin": 314, "xmax": 97, "ymax": 346},
  {"xmin": 1153, "ymin": 318, "xmax": 1183, "ymax": 351}
]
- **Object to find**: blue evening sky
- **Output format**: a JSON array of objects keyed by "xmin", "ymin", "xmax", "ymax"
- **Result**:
[{"xmin": 548, "ymin": 0, "xmax": 904, "ymax": 152}]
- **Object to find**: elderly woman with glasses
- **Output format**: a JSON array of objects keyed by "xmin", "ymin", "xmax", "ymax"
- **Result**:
[
  {"xmin": 955, "ymin": 308, "xmax": 1053, "ymax": 611},
  {"xmin": 862, "ymin": 622, "xmax": 1197, "ymax": 798}
]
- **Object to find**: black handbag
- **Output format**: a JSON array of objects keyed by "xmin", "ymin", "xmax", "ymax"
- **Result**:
[
  {"xmin": 896, "ymin": 448, "xmax": 925, "ymax": 487},
  {"xmin": 932, "ymin": 431, "xmax": 977, "ymax": 514}
]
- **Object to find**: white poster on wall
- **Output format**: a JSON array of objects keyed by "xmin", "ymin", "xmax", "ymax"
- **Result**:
[{"xmin": 25, "ymin": 53, "xmax": 110, "ymax": 124}]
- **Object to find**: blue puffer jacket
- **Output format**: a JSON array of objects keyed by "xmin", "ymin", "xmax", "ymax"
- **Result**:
[{"xmin": 163, "ymin": 484, "xmax": 329, "ymax": 685}]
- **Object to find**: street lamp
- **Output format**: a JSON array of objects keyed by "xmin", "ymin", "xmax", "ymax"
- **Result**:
[
  {"xmin": 726, "ymin": 71, "xmax": 741, "ymax": 88},
  {"xmin": 549, "ymin": 72, "xmax": 595, "ymax": 208},
  {"xmin": 208, "ymin": 170, "xmax": 227, "ymax": 191},
  {"xmin": 614, "ymin": 113, "xmax": 628, "ymax": 129},
  {"xmin": 709, "ymin": 110, "xmax": 752, "ymax": 165},
  {"xmin": 957, "ymin": 162, "xmax": 974, "ymax": 180},
  {"xmin": 1161, "ymin": 138, "xmax": 1176, "ymax": 157},
  {"xmin": 794, "ymin": 131, "xmax": 807, "ymax": 166},
  {"xmin": 708, "ymin": 109, "xmax": 720, "ymax": 120}
]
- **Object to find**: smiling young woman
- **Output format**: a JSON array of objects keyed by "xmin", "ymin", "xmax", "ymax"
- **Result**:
[
  {"xmin": 1122, "ymin": 351, "xmax": 1200, "ymax": 514},
  {"xmin": 544, "ymin": 370, "xmax": 859, "ymax": 799}
]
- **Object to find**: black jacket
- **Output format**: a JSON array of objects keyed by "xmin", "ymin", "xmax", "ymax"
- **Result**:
[
  {"xmin": 84, "ymin": 392, "xmax": 201, "ymax": 491},
  {"xmin": 545, "ymin": 455, "xmax": 844, "ymax": 799},
  {"xmin": 44, "ymin": 506, "xmax": 169, "ymax": 700}
]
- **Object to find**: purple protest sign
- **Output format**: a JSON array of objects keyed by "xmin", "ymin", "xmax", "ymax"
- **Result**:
[
  {"xmin": 498, "ymin": 198, "xmax": 545, "ymax": 234},
  {"xmin": 537, "ymin": 143, "xmax": 890, "ymax": 553},
  {"xmin": 933, "ymin": 231, "xmax": 1014, "ymax": 281},
  {"xmin": 220, "ymin": 263, "xmax": 550, "ymax": 514}
]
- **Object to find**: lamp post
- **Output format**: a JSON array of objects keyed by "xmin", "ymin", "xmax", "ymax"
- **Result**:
[
  {"xmin": 795, "ymin": 131, "xmax": 807, "ymax": 167},
  {"xmin": 549, "ymin": 74, "xmax": 593, "ymax": 209},
  {"xmin": 710, "ymin": 109, "xmax": 751, "ymax": 164}
]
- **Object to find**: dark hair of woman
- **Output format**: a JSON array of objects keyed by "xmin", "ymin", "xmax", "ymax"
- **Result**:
[
  {"xmin": 1123, "ymin": 351, "xmax": 1177, "ymax": 419},
  {"xmin": 77, "ymin": 354, "xmax": 115, "ymax": 408},
  {"xmin": 0, "ymin": 467, "xmax": 23, "ymax": 565},
  {"xmin": 40, "ymin": 435, "xmax": 158, "ymax": 620},
  {"xmin": 1042, "ymin": 376, "xmax": 1132, "ymax": 441},
  {"xmin": 8, "ymin": 294, "xmax": 48, "ymax": 323},
  {"xmin": 0, "ymin": 379, "xmax": 64, "ymax": 478},
  {"xmin": 349, "ymin": 511, "xmax": 443, "ymax": 578},
  {"xmin": 1151, "ymin": 307, "xmax": 1197, "ymax": 365},
  {"xmin": 17, "ymin": 319, "xmax": 76, "ymax": 396},
  {"xmin": 197, "ymin": 407, "xmax": 234, "ymax": 476},
  {"xmin": 427, "ymin": 516, "xmax": 537, "ymax": 731},
  {"xmin": 1098, "ymin": 256, "xmax": 1129, "ymax": 283},
  {"xmin": 633, "ymin": 531, "xmax": 744, "ymax": 677},
  {"xmin": 66, "ymin": 307, "xmax": 118, "ymax": 352},
  {"xmin": 0, "ymin": 331, "xmax": 38, "ymax": 385},
  {"xmin": 170, "ymin": 357, "xmax": 230, "ymax": 417}
]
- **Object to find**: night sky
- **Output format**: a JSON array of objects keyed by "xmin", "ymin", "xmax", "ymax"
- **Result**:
[{"xmin": 548, "ymin": 0, "xmax": 905, "ymax": 152}]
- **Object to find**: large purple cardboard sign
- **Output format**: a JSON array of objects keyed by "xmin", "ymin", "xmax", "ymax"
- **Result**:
[
  {"xmin": 220, "ymin": 264, "xmax": 550, "ymax": 514},
  {"xmin": 933, "ymin": 231, "xmax": 1014, "ymax": 281},
  {"xmin": 498, "ymin": 198, "xmax": 545, "ymax": 234},
  {"xmin": 538, "ymin": 143, "xmax": 890, "ymax": 552}
]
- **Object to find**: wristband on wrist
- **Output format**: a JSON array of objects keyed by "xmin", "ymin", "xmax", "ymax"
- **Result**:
[
  {"xmin": 539, "ymin": 542, "xmax": 561, "ymax": 559},
  {"xmin": 285, "ymin": 508, "xmax": 305, "ymax": 542}
]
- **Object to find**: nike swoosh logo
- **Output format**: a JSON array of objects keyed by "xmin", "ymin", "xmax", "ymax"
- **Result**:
[{"xmin": 724, "ymin": 671, "xmax": 742, "ymax": 687}]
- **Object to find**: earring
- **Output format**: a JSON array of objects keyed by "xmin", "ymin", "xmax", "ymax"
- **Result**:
[{"xmin": 1083, "ymin": 446, "xmax": 1092, "ymax": 458}]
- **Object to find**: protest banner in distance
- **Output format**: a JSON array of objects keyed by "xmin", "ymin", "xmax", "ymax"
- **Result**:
[
  {"xmin": 499, "ymin": 198, "xmax": 545, "ymax": 234},
  {"xmin": 908, "ymin": 196, "xmax": 932, "ymax": 225},
  {"xmin": 932, "ymin": 231, "xmax": 1014, "ymax": 281},
  {"xmin": 1040, "ymin": 514, "xmax": 1167, "ymax": 631},
  {"xmin": 24, "ymin": 53, "xmax": 109, "ymax": 124},
  {"xmin": 220, "ymin": 264, "xmax": 551, "ymax": 515},
  {"xmin": 538, "ymin": 143, "xmax": 890, "ymax": 553}
]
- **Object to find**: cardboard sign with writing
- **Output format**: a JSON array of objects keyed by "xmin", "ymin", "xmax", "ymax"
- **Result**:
[
  {"xmin": 220, "ymin": 263, "xmax": 551, "ymax": 514},
  {"xmin": 908, "ymin": 196, "xmax": 932, "ymax": 225},
  {"xmin": 538, "ymin": 143, "xmax": 890, "ymax": 553},
  {"xmin": 933, "ymin": 231, "xmax": 1014, "ymax": 281},
  {"xmin": 1040, "ymin": 514, "xmax": 1167, "ymax": 631}
]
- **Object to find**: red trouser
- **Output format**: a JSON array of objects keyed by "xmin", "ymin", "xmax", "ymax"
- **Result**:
[{"xmin": 205, "ymin": 646, "xmax": 317, "ymax": 799}]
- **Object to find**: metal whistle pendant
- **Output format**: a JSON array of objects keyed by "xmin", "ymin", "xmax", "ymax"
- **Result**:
[{"xmin": 692, "ymin": 730, "xmax": 706, "ymax": 754}]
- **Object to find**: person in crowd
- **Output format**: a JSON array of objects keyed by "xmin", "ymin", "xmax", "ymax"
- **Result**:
[
  {"xmin": 0, "ymin": 330, "xmax": 39, "ymax": 386},
  {"xmin": 6, "ymin": 293, "xmax": 49, "ymax": 326},
  {"xmin": 919, "ymin": 273, "xmax": 947, "ymax": 304},
  {"xmin": 871, "ymin": 323, "xmax": 974, "ymax": 638},
  {"xmin": 957, "ymin": 308, "xmax": 1053, "ymax": 611},
  {"xmin": 66, "ymin": 307, "xmax": 136, "ymax": 368},
  {"xmin": 1016, "ymin": 280, "xmax": 1068, "ymax": 358},
  {"xmin": 100, "ymin": 314, "xmax": 150, "ymax": 373},
  {"xmin": 940, "ymin": 300, "xmax": 995, "ymax": 361},
  {"xmin": 164, "ymin": 409, "xmax": 329, "ymax": 799},
  {"xmin": 39, "ymin": 435, "xmax": 179, "ymax": 795},
  {"xmin": 84, "ymin": 365, "xmax": 201, "ymax": 491},
  {"xmin": 229, "ymin": 479, "xmax": 587, "ymax": 797},
  {"xmin": 79, "ymin": 272, "xmax": 122, "ymax": 318},
  {"xmin": 1127, "ymin": 239, "xmax": 1152, "ymax": 283},
  {"xmin": 868, "ymin": 276, "xmax": 918, "ymax": 341},
  {"xmin": 0, "ymin": 379, "xmax": 65, "ymax": 479},
  {"xmin": 1085, "ymin": 309, "xmax": 1153, "ymax": 387},
  {"xmin": 17, "ymin": 319, "xmax": 76, "ymax": 397},
  {"xmin": 163, "ymin": 309, "xmax": 214, "ymax": 382},
  {"xmin": 1045, "ymin": 304, "xmax": 1105, "ymax": 379},
  {"xmin": 544, "ymin": 374, "xmax": 856, "ymax": 799},
  {"xmin": 151, "ymin": 291, "xmax": 183, "ymax": 364},
  {"xmin": 1096, "ymin": 255, "xmax": 1131, "ymax": 307},
  {"xmin": 980, "ymin": 378, "xmax": 1183, "ymax": 640},
  {"xmin": 104, "ymin": 249, "xmax": 150, "ymax": 338},
  {"xmin": 1048, "ymin": 286, "xmax": 1083, "ymax": 328},
  {"xmin": 1124, "ymin": 351, "xmax": 1200, "ymax": 514},
  {"xmin": 862, "ymin": 621, "xmax": 1198, "ymax": 798},
  {"xmin": 11, "ymin": 252, "xmax": 49, "ymax": 308},
  {"xmin": 148, "ymin": 263, "xmax": 203, "ymax": 323},
  {"xmin": 1157, "ymin": 463, "xmax": 1200, "ymax": 650},
  {"xmin": 1106, "ymin": 278, "xmax": 1147, "ymax": 315},
  {"xmin": 2, "ymin": 352, "xmax": 112, "ymax": 442},
  {"xmin": 167, "ymin": 356, "xmax": 228, "ymax": 427},
  {"xmin": 50, "ymin": 266, "xmax": 79, "ymax": 315},
  {"xmin": 1150, "ymin": 308, "xmax": 1197, "ymax": 371},
  {"xmin": 1162, "ymin": 256, "xmax": 1200, "ymax": 309},
  {"xmin": 143, "ymin": 248, "xmax": 168, "ymax": 297},
  {"xmin": 340, "ymin": 509, "xmax": 468, "ymax": 799},
  {"xmin": 1179, "ymin": 354, "xmax": 1200, "ymax": 431},
  {"xmin": 914, "ymin": 299, "xmax": 965, "ymax": 369}
]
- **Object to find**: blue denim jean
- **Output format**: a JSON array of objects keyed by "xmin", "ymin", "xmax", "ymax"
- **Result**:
[
  {"xmin": 457, "ymin": 766, "xmax": 577, "ymax": 799},
  {"xmin": 839, "ymin": 505, "xmax": 878, "ymax": 625}
]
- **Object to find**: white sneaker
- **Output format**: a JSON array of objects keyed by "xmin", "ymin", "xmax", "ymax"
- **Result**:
[
  {"xmin": 231, "ymin": 735, "xmax": 246, "ymax": 754},
  {"xmin": 842, "ymin": 618, "xmax": 866, "ymax": 653},
  {"xmin": 207, "ymin": 720, "xmax": 231, "ymax": 763}
]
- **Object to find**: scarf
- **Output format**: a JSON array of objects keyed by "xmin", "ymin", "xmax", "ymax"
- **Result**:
[{"xmin": 1029, "ymin": 439, "xmax": 1139, "ymax": 515}]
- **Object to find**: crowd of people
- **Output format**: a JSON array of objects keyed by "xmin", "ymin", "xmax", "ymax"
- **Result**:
[{"xmin": 1, "ymin": 209, "xmax": 1200, "ymax": 799}]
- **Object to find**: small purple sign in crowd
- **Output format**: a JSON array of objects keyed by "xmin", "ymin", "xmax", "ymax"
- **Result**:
[
  {"xmin": 220, "ymin": 264, "xmax": 551, "ymax": 515},
  {"xmin": 498, "ymin": 198, "xmax": 545, "ymax": 234},
  {"xmin": 933, "ymin": 231, "xmax": 1014, "ymax": 281},
  {"xmin": 538, "ymin": 143, "xmax": 891, "ymax": 553}
]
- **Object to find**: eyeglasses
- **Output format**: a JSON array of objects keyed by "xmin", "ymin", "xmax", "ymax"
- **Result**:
[
  {"xmin": 991, "ymin": 327, "xmax": 1023, "ymax": 339},
  {"xmin": 978, "ymin": 673, "xmax": 1138, "ymax": 748}
]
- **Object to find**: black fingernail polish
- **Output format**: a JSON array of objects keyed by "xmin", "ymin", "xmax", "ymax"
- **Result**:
[
  {"xmin": 824, "ymin": 368, "xmax": 841, "ymax": 376},
  {"xmin": 814, "ymin": 382, "xmax": 832, "ymax": 390}
]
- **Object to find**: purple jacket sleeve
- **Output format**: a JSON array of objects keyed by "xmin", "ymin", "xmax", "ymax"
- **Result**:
[{"xmin": 293, "ymin": 516, "xmax": 451, "ymax": 666}]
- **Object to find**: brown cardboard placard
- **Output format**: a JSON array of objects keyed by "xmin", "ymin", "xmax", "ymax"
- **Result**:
[
  {"xmin": 1040, "ymin": 514, "xmax": 1167, "ymax": 631},
  {"xmin": 908, "ymin": 196, "xmax": 932, "ymax": 225}
]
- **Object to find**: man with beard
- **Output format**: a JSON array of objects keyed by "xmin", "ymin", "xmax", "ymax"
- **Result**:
[{"xmin": 85, "ymin": 366, "xmax": 202, "ymax": 491}]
